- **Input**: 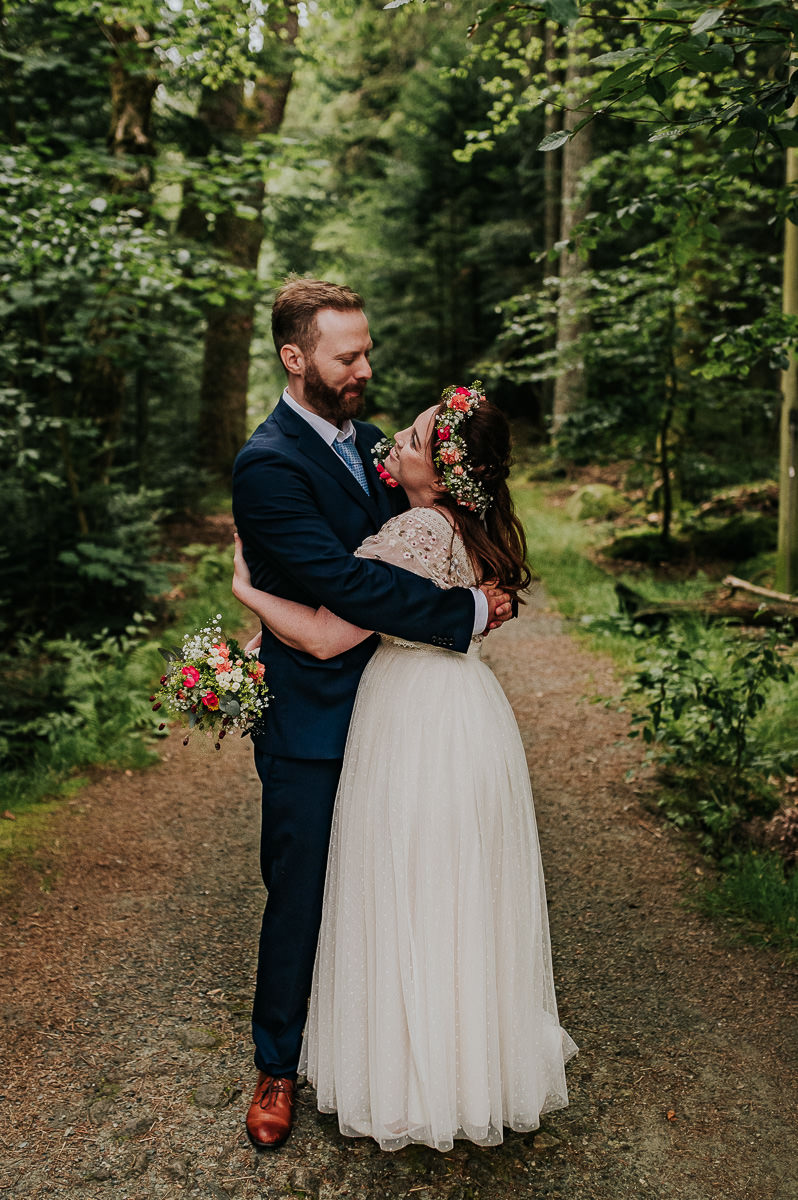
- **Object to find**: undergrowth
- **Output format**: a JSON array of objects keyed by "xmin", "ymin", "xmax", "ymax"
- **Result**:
[
  {"xmin": 623, "ymin": 620, "xmax": 795, "ymax": 857},
  {"xmin": 700, "ymin": 850, "xmax": 798, "ymax": 960},
  {"xmin": 514, "ymin": 478, "xmax": 798, "ymax": 952},
  {"xmin": 1, "ymin": 544, "xmax": 246, "ymax": 819}
]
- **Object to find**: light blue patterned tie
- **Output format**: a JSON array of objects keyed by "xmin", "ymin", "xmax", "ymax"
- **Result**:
[{"xmin": 332, "ymin": 434, "xmax": 371, "ymax": 495}]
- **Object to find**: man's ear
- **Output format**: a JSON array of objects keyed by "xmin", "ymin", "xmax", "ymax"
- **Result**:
[{"xmin": 280, "ymin": 342, "xmax": 304, "ymax": 376}]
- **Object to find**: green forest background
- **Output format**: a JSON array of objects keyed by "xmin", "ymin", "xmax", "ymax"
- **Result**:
[{"xmin": 2, "ymin": 0, "xmax": 798, "ymax": 946}]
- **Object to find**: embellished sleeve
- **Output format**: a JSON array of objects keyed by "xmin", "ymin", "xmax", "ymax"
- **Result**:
[{"xmin": 355, "ymin": 509, "xmax": 476, "ymax": 590}]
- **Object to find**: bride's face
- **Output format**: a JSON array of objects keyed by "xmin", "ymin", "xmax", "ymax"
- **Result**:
[{"xmin": 385, "ymin": 406, "xmax": 439, "ymax": 500}]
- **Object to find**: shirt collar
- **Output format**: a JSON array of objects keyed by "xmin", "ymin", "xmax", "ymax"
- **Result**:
[{"xmin": 282, "ymin": 388, "xmax": 356, "ymax": 447}]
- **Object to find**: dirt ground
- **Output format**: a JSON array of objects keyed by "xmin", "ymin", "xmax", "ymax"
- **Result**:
[{"xmin": 1, "ymin": 590, "xmax": 796, "ymax": 1200}]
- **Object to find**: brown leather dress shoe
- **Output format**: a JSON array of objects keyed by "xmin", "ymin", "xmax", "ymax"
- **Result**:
[{"xmin": 245, "ymin": 1072, "xmax": 296, "ymax": 1149}]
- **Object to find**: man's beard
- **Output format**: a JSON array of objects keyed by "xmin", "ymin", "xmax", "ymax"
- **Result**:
[{"xmin": 303, "ymin": 360, "xmax": 366, "ymax": 426}]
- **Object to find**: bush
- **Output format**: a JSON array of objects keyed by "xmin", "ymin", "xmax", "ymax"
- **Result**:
[
  {"xmin": 0, "ymin": 546, "xmax": 245, "ymax": 811},
  {"xmin": 626, "ymin": 623, "xmax": 795, "ymax": 855}
]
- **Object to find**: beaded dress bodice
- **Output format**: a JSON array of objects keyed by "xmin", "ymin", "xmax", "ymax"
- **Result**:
[{"xmin": 355, "ymin": 508, "xmax": 479, "ymax": 650}]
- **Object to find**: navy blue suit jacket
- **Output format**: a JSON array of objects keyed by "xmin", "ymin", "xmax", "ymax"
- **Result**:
[{"xmin": 232, "ymin": 398, "xmax": 475, "ymax": 759}]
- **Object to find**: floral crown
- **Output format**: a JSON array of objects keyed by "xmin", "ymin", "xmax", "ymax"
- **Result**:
[
  {"xmin": 372, "ymin": 381, "xmax": 492, "ymax": 517},
  {"xmin": 431, "ymin": 382, "xmax": 491, "ymax": 516}
]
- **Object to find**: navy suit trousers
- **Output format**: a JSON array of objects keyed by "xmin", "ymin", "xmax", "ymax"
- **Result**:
[{"xmin": 251, "ymin": 750, "xmax": 343, "ymax": 1077}]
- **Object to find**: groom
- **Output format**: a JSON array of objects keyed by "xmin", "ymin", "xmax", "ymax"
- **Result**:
[{"xmin": 232, "ymin": 277, "xmax": 511, "ymax": 1148}]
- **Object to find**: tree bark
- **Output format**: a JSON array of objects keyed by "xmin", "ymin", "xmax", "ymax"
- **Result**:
[
  {"xmin": 543, "ymin": 23, "xmax": 561, "ymax": 263},
  {"xmin": 541, "ymin": 21, "xmax": 561, "ymax": 423},
  {"xmin": 80, "ymin": 22, "xmax": 158, "ymax": 483},
  {"xmin": 552, "ymin": 26, "xmax": 591, "ymax": 435},
  {"xmin": 106, "ymin": 23, "xmax": 158, "ymax": 194},
  {"xmin": 192, "ymin": 6, "xmax": 299, "ymax": 482},
  {"xmin": 777, "ymin": 97, "xmax": 798, "ymax": 593}
]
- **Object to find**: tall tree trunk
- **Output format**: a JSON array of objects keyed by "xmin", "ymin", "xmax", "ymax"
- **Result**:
[
  {"xmin": 543, "ymin": 23, "xmax": 561, "ymax": 263},
  {"xmin": 192, "ymin": 6, "xmax": 299, "ymax": 481},
  {"xmin": 552, "ymin": 26, "xmax": 591, "ymax": 435},
  {"xmin": 777, "ymin": 136, "xmax": 798, "ymax": 593},
  {"xmin": 80, "ymin": 22, "xmax": 157, "ymax": 484},
  {"xmin": 106, "ymin": 22, "xmax": 157, "ymax": 194},
  {"xmin": 542, "ymin": 21, "xmax": 561, "ymax": 423}
]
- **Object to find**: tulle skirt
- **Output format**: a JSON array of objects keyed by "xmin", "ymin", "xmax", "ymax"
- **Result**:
[{"xmin": 299, "ymin": 637, "xmax": 577, "ymax": 1151}]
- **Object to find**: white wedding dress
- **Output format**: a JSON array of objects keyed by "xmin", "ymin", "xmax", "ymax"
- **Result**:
[{"xmin": 300, "ymin": 508, "xmax": 577, "ymax": 1151}]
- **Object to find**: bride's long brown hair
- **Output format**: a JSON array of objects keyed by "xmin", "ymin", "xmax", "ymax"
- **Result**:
[{"xmin": 427, "ymin": 397, "xmax": 532, "ymax": 595}]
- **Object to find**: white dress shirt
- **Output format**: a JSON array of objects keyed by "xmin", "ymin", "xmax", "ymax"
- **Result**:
[{"xmin": 281, "ymin": 388, "xmax": 488, "ymax": 635}]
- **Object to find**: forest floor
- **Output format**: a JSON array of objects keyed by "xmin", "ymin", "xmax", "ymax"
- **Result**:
[{"xmin": 1, "ymin": 563, "xmax": 797, "ymax": 1200}]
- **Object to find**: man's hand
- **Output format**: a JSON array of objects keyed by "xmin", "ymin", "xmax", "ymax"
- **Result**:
[
  {"xmin": 244, "ymin": 630, "xmax": 262, "ymax": 656},
  {"xmin": 480, "ymin": 581, "xmax": 514, "ymax": 632}
]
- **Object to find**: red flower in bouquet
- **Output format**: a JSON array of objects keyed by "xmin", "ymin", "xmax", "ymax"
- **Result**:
[
  {"xmin": 182, "ymin": 665, "xmax": 200, "ymax": 688},
  {"xmin": 153, "ymin": 617, "xmax": 270, "ymax": 749}
]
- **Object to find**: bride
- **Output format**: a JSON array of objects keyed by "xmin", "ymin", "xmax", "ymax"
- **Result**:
[{"xmin": 233, "ymin": 384, "xmax": 577, "ymax": 1152}]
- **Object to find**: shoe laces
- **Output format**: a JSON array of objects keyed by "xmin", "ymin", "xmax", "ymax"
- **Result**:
[{"xmin": 257, "ymin": 1076, "xmax": 294, "ymax": 1110}]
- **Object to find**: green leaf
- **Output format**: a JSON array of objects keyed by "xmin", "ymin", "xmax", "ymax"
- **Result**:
[
  {"xmin": 594, "ymin": 59, "xmax": 649, "ymax": 99},
  {"xmin": 537, "ymin": 129, "xmax": 570, "ymax": 152},
  {"xmin": 545, "ymin": 0, "xmax": 579, "ymax": 25},
  {"xmin": 691, "ymin": 8, "xmax": 725, "ymax": 36},
  {"xmin": 673, "ymin": 43, "xmax": 709, "ymax": 72},
  {"xmin": 218, "ymin": 697, "xmax": 241, "ymax": 718},
  {"xmin": 591, "ymin": 47, "xmax": 647, "ymax": 67},
  {"xmin": 648, "ymin": 124, "xmax": 685, "ymax": 144},
  {"xmin": 467, "ymin": 1, "xmax": 511, "ymax": 35},
  {"xmin": 739, "ymin": 105, "xmax": 769, "ymax": 133},
  {"xmin": 646, "ymin": 76, "xmax": 668, "ymax": 106},
  {"xmin": 772, "ymin": 125, "xmax": 798, "ymax": 148},
  {"xmin": 702, "ymin": 44, "xmax": 734, "ymax": 72}
]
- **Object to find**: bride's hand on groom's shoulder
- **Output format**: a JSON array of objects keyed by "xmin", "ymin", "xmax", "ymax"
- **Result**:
[{"xmin": 480, "ymin": 580, "xmax": 514, "ymax": 633}]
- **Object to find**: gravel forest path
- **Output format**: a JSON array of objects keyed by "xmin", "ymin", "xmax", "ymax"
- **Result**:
[{"xmin": 1, "ymin": 588, "xmax": 796, "ymax": 1200}]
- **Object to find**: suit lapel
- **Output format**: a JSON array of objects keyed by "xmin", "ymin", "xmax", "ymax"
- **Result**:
[
  {"xmin": 272, "ymin": 399, "xmax": 393, "ymax": 527},
  {"xmin": 353, "ymin": 420, "xmax": 405, "ymax": 525}
]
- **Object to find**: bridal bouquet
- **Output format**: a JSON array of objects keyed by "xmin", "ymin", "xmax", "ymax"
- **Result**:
[{"xmin": 151, "ymin": 616, "xmax": 269, "ymax": 748}]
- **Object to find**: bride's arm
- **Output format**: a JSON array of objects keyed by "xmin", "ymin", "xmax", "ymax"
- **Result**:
[{"xmin": 233, "ymin": 535, "xmax": 372, "ymax": 660}]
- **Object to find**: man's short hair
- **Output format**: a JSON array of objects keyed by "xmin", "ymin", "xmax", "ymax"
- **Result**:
[{"xmin": 271, "ymin": 277, "xmax": 365, "ymax": 356}]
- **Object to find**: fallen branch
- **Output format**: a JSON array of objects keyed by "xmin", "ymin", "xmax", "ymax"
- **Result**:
[
  {"xmin": 722, "ymin": 575, "xmax": 798, "ymax": 606},
  {"xmin": 615, "ymin": 581, "xmax": 798, "ymax": 631}
]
